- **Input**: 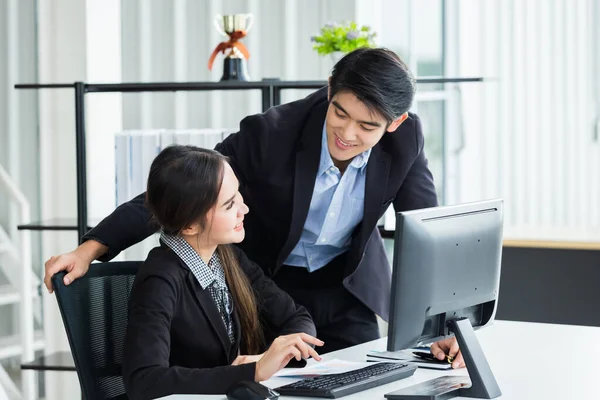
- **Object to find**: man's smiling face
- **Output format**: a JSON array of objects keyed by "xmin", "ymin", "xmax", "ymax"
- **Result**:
[{"xmin": 325, "ymin": 90, "xmax": 407, "ymax": 170}]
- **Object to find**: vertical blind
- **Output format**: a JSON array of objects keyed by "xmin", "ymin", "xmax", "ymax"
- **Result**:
[{"xmin": 455, "ymin": 0, "xmax": 599, "ymax": 237}]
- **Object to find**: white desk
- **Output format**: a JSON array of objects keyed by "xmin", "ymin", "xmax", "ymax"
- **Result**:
[{"xmin": 162, "ymin": 320, "xmax": 599, "ymax": 400}]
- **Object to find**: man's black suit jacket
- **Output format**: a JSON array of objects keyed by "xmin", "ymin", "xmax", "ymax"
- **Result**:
[
  {"xmin": 122, "ymin": 244, "xmax": 315, "ymax": 399},
  {"xmin": 84, "ymin": 87, "xmax": 438, "ymax": 320}
]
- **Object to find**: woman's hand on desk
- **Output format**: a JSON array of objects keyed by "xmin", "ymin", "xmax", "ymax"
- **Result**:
[
  {"xmin": 254, "ymin": 333, "xmax": 324, "ymax": 381},
  {"xmin": 430, "ymin": 337, "xmax": 465, "ymax": 369}
]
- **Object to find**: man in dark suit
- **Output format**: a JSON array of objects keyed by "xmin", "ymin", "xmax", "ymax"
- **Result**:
[{"xmin": 44, "ymin": 48, "xmax": 464, "ymax": 367}]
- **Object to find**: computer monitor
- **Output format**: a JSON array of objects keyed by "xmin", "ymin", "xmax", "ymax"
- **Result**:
[{"xmin": 387, "ymin": 199, "xmax": 503, "ymax": 399}]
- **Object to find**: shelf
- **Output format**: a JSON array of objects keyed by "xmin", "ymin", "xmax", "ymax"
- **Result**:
[
  {"xmin": 14, "ymin": 77, "xmax": 484, "ymax": 93},
  {"xmin": 20, "ymin": 350, "xmax": 75, "ymax": 372},
  {"xmin": 270, "ymin": 77, "xmax": 484, "ymax": 89},
  {"xmin": 85, "ymin": 81, "xmax": 273, "ymax": 93},
  {"xmin": 14, "ymin": 83, "xmax": 75, "ymax": 89},
  {"xmin": 415, "ymin": 76, "xmax": 484, "ymax": 84},
  {"xmin": 15, "ymin": 80, "xmax": 274, "ymax": 93},
  {"xmin": 12, "ymin": 78, "xmax": 484, "ymax": 240},
  {"xmin": 17, "ymin": 219, "xmax": 96, "ymax": 231}
]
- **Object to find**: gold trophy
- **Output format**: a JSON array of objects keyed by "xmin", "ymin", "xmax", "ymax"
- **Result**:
[{"xmin": 208, "ymin": 14, "xmax": 254, "ymax": 81}]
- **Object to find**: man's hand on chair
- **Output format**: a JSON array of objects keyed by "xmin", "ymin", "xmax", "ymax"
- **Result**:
[{"xmin": 44, "ymin": 240, "xmax": 108, "ymax": 293}]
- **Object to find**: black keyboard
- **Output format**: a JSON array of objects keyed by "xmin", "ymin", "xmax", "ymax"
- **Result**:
[{"xmin": 275, "ymin": 362, "xmax": 417, "ymax": 398}]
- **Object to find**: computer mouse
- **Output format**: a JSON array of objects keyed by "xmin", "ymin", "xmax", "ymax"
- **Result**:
[{"xmin": 226, "ymin": 380, "xmax": 280, "ymax": 400}]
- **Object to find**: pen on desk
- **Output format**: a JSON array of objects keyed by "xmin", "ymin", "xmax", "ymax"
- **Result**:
[{"xmin": 413, "ymin": 351, "xmax": 454, "ymax": 364}]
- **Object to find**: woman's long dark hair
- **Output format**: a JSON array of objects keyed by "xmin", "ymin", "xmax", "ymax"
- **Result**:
[{"xmin": 145, "ymin": 145, "xmax": 264, "ymax": 354}]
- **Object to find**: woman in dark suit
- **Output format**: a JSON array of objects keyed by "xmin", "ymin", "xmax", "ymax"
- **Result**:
[{"xmin": 122, "ymin": 145, "xmax": 322, "ymax": 400}]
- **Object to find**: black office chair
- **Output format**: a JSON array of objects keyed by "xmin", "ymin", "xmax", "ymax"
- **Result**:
[{"xmin": 52, "ymin": 261, "xmax": 141, "ymax": 400}]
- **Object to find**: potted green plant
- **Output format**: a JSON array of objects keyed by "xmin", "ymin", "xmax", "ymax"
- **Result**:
[{"xmin": 311, "ymin": 21, "xmax": 377, "ymax": 64}]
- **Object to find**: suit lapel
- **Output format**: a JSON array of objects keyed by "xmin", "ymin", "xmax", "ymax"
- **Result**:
[
  {"xmin": 187, "ymin": 274, "xmax": 231, "ymax": 360},
  {"xmin": 361, "ymin": 143, "xmax": 391, "ymax": 244},
  {"xmin": 276, "ymin": 101, "xmax": 328, "ymax": 268}
]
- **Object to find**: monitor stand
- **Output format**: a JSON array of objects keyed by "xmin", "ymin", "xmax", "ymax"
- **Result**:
[
  {"xmin": 385, "ymin": 318, "xmax": 501, "ymax": 400},
  {"xmin": 448, "ymin": 318, "xmax": 501, "ymax": 398}
]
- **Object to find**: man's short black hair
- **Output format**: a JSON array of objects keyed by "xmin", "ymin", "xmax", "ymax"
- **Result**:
[{"xmin": 329, "ymin": 47, "xmax": 416, "ymax": 124}]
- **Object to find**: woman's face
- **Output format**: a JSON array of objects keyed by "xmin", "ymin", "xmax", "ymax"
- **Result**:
[{"xmin": 202, "ymin": 162, "xmax": 249, "ymax": 245}]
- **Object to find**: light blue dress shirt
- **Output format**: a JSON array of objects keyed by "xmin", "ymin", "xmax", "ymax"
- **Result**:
[{"xmin": 284, "ymin": 123, "xmax": 371, "ymax": 272}]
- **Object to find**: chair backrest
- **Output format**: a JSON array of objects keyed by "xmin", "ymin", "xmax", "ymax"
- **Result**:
[{"xmin": 52, "ymin": 261, "xmax": 141, "ymax": 400}]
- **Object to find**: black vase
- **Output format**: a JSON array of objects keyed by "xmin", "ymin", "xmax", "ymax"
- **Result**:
[{"xmin": 220, "ymin": 57, "xmax": 250, "ymax": 81}]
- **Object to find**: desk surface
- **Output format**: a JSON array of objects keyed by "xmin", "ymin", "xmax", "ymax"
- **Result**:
[
  {"xmin": 161, "ymin": 320, "xmax": 599, "ymax": 400},
  {"xmin": 503, "ymin": 226, "xmax": 600, "ymax": 250}
]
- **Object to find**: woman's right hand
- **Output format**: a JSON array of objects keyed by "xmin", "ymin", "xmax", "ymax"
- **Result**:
[
  {"xmin": 255, "ymin": 333, "xmax": 324, "ymax": 382},
  {"xmin": 44, "ymin": 240, "xmax": 108, "ymax": 293}
]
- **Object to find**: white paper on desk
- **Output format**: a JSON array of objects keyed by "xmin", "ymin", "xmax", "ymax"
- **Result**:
[{"xmin": 274, "ymin": 359, "xmax": 373, "ymax": 378}]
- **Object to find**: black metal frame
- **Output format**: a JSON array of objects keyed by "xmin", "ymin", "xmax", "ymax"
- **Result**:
[{"xmin": 15, "ymin": 77, "xmax": 483, "ymax": 240}]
